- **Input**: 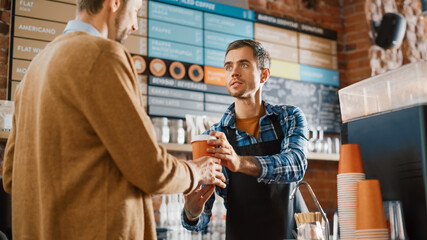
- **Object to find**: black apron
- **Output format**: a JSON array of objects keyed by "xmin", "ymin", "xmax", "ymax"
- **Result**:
[{"xmin": 225, "ymin": 115, "xmax": 307, "ymax": 240}]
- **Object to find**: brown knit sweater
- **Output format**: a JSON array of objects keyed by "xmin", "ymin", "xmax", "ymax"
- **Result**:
[{"xmin": 2, "ymin": 32, "xmax": 197, "ymax": 240}]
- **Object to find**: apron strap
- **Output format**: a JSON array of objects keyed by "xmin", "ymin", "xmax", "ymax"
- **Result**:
[
  {"xmin": 269, "ymin": 114, "xmax": 284, "ymax": 141},
  {"xmin": 225, "ymin": 126, "xmax": 238, "ymax": 147}
]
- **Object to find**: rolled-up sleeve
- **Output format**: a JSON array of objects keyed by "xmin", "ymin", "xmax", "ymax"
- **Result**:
[
  {"xmin": 256, "ymin": 107, "xmax": 308, "ymax": 184},
  {"xmin": 181, "ymin": 194, "xmax": 215, "ymax": 231}
]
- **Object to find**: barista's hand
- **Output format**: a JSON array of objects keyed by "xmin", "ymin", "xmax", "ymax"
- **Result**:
[
  {"xmin": 207, "ymin": 131, "xmax": 261, "ymax": 177},
  {"xmin": 184, "ymin": 184, "xmax": 215, "ymax": 221},
  {"xmin": 191, "ymin": 156, "xmax": 226, "ymax": 188},
  {"xmin": 206, "ymin": 131, "xmax": 242, "ymax": 172}
]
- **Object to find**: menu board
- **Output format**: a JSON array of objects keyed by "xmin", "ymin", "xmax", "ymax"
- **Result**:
[
  {"xmin": 8, "ymin": 0, "xmax": 148, "ymax": 101},
  {"xmin": 148, "ymin": 1, "xmax": 203, "ymax": 28},
  {"xmin": 14, "ymin": 16, "xmax": 65, "ymax": 41},
  {"xmin": 15, "ymin": 0, "xmax": 74, "ymax": 23},
  {"xmin": 145, "ymin": 0, "xmax": 254, "ymax": 117},
  {"xmin": 300, "ymin": 64, "xmax": 339, "ymax": 86},
  {"xmin": 11, "ymin": 59, "xmax": 30, "ymax": 81},
  {"xmin": 149, "ymin": 20, "xmax": 203, "ymax": 46},
  {"xmin": 259, "ymin": 40, "xmax": 298, "ymax": 63},
  {"xmin": 263, "ymin": 77, "xmax": 341, "ymax": 133},
  {"xmin": 254, "ymin": 13, "xmax": 340, "ymax": 132},
  {"xmin": 204, "ymin": 30, "xmax": 242, "ymax": 51},
  {"xmin": 8, "ymin": 0, "xmax": 342, "ymax": 133},
  {"xmin": 204, "ymin": 12, "xmax": 253, "ymax": 38},
  {"xmin": 254, "ymin": 22, "xmax": 298, "ymax": 47}
]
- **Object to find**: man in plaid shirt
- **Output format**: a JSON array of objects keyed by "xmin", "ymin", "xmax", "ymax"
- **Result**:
[{"xmin": 182, "ymin": 39, "xmax": 309, "ymax": 240}]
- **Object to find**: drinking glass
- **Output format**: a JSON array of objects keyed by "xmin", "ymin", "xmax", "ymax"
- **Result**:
[{"xmin": 383, "ymin": 201, "xmax": 408, "ymax": 240}]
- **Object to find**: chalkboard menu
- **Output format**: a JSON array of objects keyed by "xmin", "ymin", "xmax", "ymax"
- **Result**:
[{"xmin": 263, "ymin": 77, "xmax": 341, "ymax": 133}]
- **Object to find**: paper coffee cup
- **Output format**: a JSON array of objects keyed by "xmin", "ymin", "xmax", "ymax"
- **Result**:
[
  {"xmin": 356, "ymin": 179, "xmax": 387, "ymax": 230},
  {"xmin": 191, "ymin": 135, "xmax": 216, "ymax": 159},
  {"xmin": 339, "ymin": 144, "xmax": 364, "ymax": 174}
]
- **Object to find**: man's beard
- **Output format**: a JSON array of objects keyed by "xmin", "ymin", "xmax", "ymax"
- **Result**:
[{"xmin": 227, "ymin": 89, "xmax": 248, "ymax": 99}]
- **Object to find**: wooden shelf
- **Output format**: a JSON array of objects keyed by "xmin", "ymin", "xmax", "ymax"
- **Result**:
[
  {"xmin": 0, "ymin": 135, "xmax": 339, "ymax": 161},
  {"xmin": 162, "ymin": 143, "xmax": 339, "ymax": 161},
  {"xmin": 307, "ymin": 152, "xmax": 339, "ymax": 161},
  {"xmin": 162, "ymin": 143, "xmax": 192, "ymax": 152},
  {"xmin": 0, "ymin": 131, "xmax": 10, "ymax": 141}
]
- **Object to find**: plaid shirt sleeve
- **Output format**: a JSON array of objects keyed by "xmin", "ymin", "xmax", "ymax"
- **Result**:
[
  {"xmin": 181, "ymin": 194, "xmax": 215, "ymax": 232},
  {"xmin": 256, "ymin": 106, "xmax": 309, "ymax": 184},
  {"xmin": 182, "ymin": 122, "xmax": 228, "ymax": 231}
]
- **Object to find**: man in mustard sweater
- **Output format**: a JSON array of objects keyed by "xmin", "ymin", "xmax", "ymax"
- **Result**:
[{"xmin": 2, "ymin": 0, "xmax": 225, "ymax": 239}]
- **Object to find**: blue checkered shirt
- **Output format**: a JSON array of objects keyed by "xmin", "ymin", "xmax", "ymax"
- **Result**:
[{"xmin": 182, "ymin": 101, "xmax": 308, "ymax": 232}]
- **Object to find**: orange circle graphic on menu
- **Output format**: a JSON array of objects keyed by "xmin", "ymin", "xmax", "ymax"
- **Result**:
[
  {"xmin": 132, "ymin": 55, "xmax": 146, "ymax": 74},
  {"xmin": 169, "ymin": 61, "xmax": 186, "ymax": 79},
  {"xmin": 188, "ymin": 64, "xmax": 204, "ymax": 82},
  {"xmin": 149, "ymin": 58, "xmax": 166, "ymax": 77}
]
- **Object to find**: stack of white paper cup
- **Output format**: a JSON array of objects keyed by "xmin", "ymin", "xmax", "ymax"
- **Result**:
[{"xmin": 337, "ymin": 144, "xmax": 365, "ymax": 240}]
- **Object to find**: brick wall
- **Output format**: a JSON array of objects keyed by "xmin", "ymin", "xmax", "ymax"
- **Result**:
[{"xmin": 340, "ymin": 0, "xmax": 371, "ymax": 87}]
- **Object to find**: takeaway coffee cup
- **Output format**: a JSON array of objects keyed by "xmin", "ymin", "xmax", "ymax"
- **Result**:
[
  {"xmin": 339, "ymin": 144, "xmax": 364, "ymax": 174},
  {"xmin": 191, "ymin": 135, "xmax": 216, "ymax": 159},
  {"xmin": 356, "ymin": 180, "xmax": 388, "ymax": 230}
]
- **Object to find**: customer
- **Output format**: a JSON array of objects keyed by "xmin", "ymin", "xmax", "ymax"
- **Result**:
[
  {"xmin": 2, "ymin": 0, "xmax": 225, "ymax": 239},
  {"xmin": 182, "ymin": 39, "xmax": 309, "ymax": 240}
]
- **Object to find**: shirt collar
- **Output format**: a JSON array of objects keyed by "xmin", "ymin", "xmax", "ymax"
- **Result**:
[
  {"xmin": 63, "ymin": 20, "xmax": 103, "ymax": 38},
  {"xmin": 220, "ymin": 101, "xmax": 278, "ymax": 128}
]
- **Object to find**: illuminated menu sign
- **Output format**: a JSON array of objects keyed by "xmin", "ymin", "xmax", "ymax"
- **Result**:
[{"xmin": 8, "ymin": 0, "xmax": 341, "ymax": 132}]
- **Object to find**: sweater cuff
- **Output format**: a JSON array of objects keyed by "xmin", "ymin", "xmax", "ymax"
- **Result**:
[{"xmin": 186, "ymin": 160, "xmax": 199, "ymax": 193}]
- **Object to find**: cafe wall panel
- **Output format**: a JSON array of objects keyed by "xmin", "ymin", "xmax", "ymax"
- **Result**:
[
  {"xmin": 204, "ymin": 31, "xmax": 243, "ymax": 51},
  {"xmin": 254, "ymin": 22, "xmax": 298, "ymax": 47},
  {"xmin": 11, "ymin": 59, "xmax": 31, "ymax": 81},
  {"xmin": 148, "ymin": 38, "xmax": 203, "ymax": 65},
  {"xmin": 14, "ymin": 16, "xmax": 65, "ymax": 41},
  {"xmin": 300, "ymin": 64, "xmax": 339, "ymax": 87},
  {"xmin": 204, "ymin": 12, "xmax": 253, "ymax": 38},
  {"xmin": 148, "ymin": 1, "xmax": 203, "ymax": 28},
  {"xmin": 15, "ymin": 0, "xmax": 75, "ymax": 23},
  {"xmin": 204, "ymin": 48, "xmax": 225, "ymax": 68},
  {"xmin": 149, "ymin": 20, "xmax": 203, "ymax": 46}
]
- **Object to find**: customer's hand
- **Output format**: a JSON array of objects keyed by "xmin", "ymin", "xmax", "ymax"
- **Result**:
[
  {"xmin": 184, "ymin": 184, "xmax": 215, "ymax": 221},
  {"xmin": 206, "ymin": 131, "xmax": 241, "ymax": 172},
  {"xmin": 191, "ymin": 156, "xmax": 226, "ymax": 188}
]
